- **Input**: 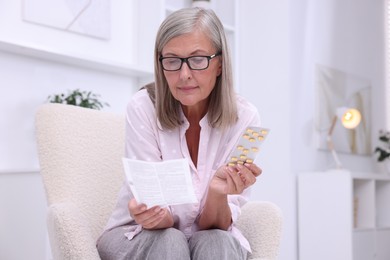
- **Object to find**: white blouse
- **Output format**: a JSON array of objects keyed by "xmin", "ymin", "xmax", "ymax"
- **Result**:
[{"xmin": 102, "ymin": 89, "xmax": 261, "ymax": 253}]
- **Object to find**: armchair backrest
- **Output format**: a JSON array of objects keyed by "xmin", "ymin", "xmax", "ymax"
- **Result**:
[{"xmin": 35, "ymin": 103, "xmax": 125, "ymax": 240}]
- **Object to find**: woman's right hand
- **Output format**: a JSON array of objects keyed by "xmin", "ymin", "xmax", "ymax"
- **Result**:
[
  {"xmin": 210, "ymin": 162, "xmax": 261, "ymax": 195},
  {"xmin": 128, "ymin": 199, "xmax": 174, "ymax": 229}
]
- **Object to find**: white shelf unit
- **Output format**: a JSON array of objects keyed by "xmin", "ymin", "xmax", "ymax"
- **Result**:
[{"xmin": 298, "ymin": 170, "xmax": 390, "ymax": 260}]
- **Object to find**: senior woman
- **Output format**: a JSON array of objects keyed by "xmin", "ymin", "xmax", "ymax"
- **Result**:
[{"xmin": 97, "ymin": 7, "xmax": 263, "ymax": 260}]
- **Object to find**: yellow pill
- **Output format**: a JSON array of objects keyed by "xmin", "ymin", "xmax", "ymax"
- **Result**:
[
  {"xmin": 246, "ymin": 159, "xmax": 253, "ymax": 164},
  {"xmin": 240, "ymin": 154, "xmax": 247, "ymax": 159},
  {"xmin": 251, "ymin": 147, "xmax": 259, "ymax": 152},
  {"xmin": 246, "ymin": 128, "xmax": 254, "ymax": 134},
  {"xmin": 237, "ymin": 160, "xmax": 244, "ymax": 165},
  {"xmin": 252, "ymin": 132, "xmax": 259, "ymax": 137},
  {"xmin": 243, "ymin": 149, "xmax": 249, "ymax": 154},
  {"xmin": 249, "ymin": 137, "xmax": 256, "ymax": 142},
  {"xmin": 237, "ymin": 145, "xmax": 244, "ymax": 150},
  {"xmin": 261, "ymin": 130, "xmax": 268, "ymax": 135},
  {"xmin": 258, "ymin": 136, "xmax": 264, "ymax": 141},
  {"xmin": 228, "ymin": 162, "xmax": 236, "ymax": 167},
  {"xmin": 231, "ymin": 156, "xmax": 238, "ymax": 161},
  {"xmin": 243, "ymin": 134, "xmax": 250, "ymax": 139}
]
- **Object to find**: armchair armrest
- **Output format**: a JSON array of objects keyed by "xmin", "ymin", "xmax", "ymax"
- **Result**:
[
  {"xmin": 236, "ymin": 201, "xmax": 282, "ymax": 260},
  {"xmin": 46, "ymin": 202, "xmax": 101, "ymax": 260}
]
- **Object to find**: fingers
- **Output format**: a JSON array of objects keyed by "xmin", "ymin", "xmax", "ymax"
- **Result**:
[
  {"xmin": 210, "ymin": 163, "xmax": 263, "ymax": 195},
  {"xmin": 140, "ymin": 207, "xmax": 166, "ymax": 229},
  {"xmin": 226, "ymin": 167, "xmax": 245, "ymax": 193},
  {"xmin": 244, "ymin": 163, "xmax": 262, "ymax": 177},
  {"xmin": 128, "ymin": 199, "xmax": 165, "ymax": 228},
  {"xmin": 225, "ymin": 163, "xmax": 262, "ymax": 194},
  {"xmin": 128, "ymin": 198, "xmax": 146, "ymax": 217},
  {"xmin": 237, "ymin": 164, "xmax": 257, "ymax": 185}
]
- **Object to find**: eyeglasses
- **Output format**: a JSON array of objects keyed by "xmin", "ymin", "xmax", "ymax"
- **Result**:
[{"xmin": 159, "ymin": 52, "xmax": 221, "ymax": 71}]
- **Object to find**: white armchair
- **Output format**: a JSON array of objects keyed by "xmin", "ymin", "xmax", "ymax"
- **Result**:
[{"xmin": 35, "ymin": 103, "xmax": 282, "ymax": 260}]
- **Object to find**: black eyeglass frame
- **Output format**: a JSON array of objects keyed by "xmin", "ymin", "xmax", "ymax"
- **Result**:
[{"xmin": 159, "ymin": 52, "xmax": 222, "ymax": 71}]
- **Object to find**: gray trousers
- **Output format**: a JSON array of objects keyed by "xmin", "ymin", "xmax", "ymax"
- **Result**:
[{"xmin": 97, "ymin": 226, "xmax": 248, "ymax": 260}]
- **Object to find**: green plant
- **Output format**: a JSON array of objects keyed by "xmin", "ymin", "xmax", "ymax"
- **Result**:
[
  {"xmin": 375, "ymin": 130, "xmax": 390, "ymax": 162},
  {"xmin": 47, "ymin": 89, "xmax": 109, "ymax": 110}
]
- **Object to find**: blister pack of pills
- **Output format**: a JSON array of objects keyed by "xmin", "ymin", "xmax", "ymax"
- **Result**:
[{"xmin": 227, "ymin": 126, "xmax": 270, "ymax": 166}]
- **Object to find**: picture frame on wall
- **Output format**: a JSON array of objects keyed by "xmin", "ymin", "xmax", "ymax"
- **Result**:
[
  {"xmin": 22, "ymin": 0, "xmax": 111, "ymax": 40},
  {"xmin": 315, "ymin": 64, "xmax": 372, "ymax": 156}
]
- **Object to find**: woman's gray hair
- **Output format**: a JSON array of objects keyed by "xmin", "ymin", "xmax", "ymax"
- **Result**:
[{"xmin": 153, "ymin": 7, "xmax": 237, "ymax": 130}]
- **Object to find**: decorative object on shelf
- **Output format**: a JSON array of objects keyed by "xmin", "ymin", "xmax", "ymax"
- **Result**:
[
  {"xmin": 353, "ymin": 196, "xmax": 359, "ymax": 228},
  {"xmin": 375, "ymin": 130, "xmax": 390, "ymax": 161},
  {"xmin": 47, "ymin": 89, "xmax": 109, "ymax": 110},
  {"xmin": 327, "ymin": 107, "xmax": 362, "ymax": 169},
  {"xmin": 192, "ymin": 0, "xmax": 211, "ymax": 8},
  {"xmin": 315, "ymin": 64, "xmax": 371, "ymax": 156},
  {"xmin": 375, "ymin": 130, "xmax": 390, "ymax": 173}
]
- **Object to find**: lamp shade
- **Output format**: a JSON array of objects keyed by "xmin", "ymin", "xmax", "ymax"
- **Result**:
[
  {"xmin": 336, "ymin": 107, "xmax": 361, "ymax": 129},
  {"xmin": 326, "ymin": 106, "xmax": 362, "ymax": 169}
]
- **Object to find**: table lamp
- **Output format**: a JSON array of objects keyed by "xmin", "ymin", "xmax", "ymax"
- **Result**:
[{"xmin": 327, "ymin": 107, "xmax": 362, "ymax": 169}]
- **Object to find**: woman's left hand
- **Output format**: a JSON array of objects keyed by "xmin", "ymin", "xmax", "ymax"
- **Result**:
[{"xmin": 210, "ymin": 163, "xmax": 262, "ymax": 195}]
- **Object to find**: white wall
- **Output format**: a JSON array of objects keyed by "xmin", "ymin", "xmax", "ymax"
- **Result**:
[
  {"xmin": 0, "ymin": 52, "xmax": 140, "ymax": 171},
  {"xmin": 240, "ymin": 0, "xmax": 385, "ymax": 259},
  {"xmin": 0, "ymin": 1, "xmax": 151, "ymax": 171},
  {"xmin": 239, "ymin": 1, "xmax": 295, "ymax": 259},
  {"xmin": 291, "ymin": 0, "xmax": 385, "ymax": 173}
]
